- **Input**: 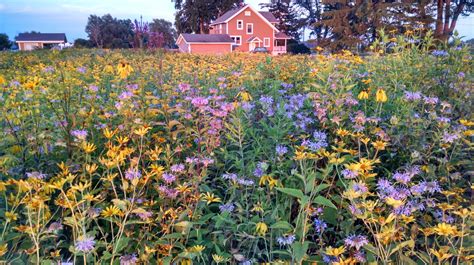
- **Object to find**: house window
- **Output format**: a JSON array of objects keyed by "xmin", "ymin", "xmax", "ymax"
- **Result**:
[
  {"xmin": 264, "ymin": 38, "xmax": 270, "ymax": 47},
  {"xmin": 245, "ymin": 11, "xmax": 251, "ymax": 16},
  {"xmin": 231, "ymin": 36, "xmax": 242, "ymax": 45},
  {"xmin": 237, "ymin": 20, "xmax": 243, "ymax": 30},
  {"xmin": 246, "ymin": 23, "xmax": 253, "ymax": 34},
  {"xmin": 219, "ymin": 24, "xmax": 222, "ymax": 33}
]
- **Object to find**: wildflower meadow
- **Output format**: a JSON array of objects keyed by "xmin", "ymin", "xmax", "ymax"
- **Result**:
[{"xmin": 0, "ymin": 33, "xmax": 472, "ymax": 264}]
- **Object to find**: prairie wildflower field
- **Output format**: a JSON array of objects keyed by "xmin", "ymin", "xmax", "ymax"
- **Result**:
[{"xmin": 0, "ymin": 35, "xmax": 473, "ymax": 264}]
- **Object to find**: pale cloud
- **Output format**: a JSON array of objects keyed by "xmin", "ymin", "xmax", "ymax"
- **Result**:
[{"xmin": 0, "ymin": 4, "xmax": 5, "ymax": 11}]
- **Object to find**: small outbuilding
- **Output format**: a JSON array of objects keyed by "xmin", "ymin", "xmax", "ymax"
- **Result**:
[
  {"xmin": 176, "ymin": 34, "xmax": 234, "ymax": 54},
  {"xmin": 16, "ymin": 33, "xmax": 67, "ymax": 51}
]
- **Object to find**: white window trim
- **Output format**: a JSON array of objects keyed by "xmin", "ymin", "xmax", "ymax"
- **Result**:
[
  {"xmin": 231, "ymin": 35, "xmax": 242, "ymax": 45},
  {"xmin": 246, "ymin": 23, "xmax": 253, "ymax": 34},
  {"xmin": 237, "ymin": 20, "xmax": 243, "ymax": 30},
  {"xmin": 264, "ymin": 37, "xmax": 270, "ymax": 47},
  {"xmin": 245, "ymin": 11, "xmax": 251, "ymax": 16}
]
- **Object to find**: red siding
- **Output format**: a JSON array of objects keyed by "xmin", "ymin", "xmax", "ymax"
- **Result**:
[
  {"xmin": 225, "ymin": 6, "xmax": 276, "ymax": 52},
  {"xmin": 189, "ymin": 43, "xmax": 232, "ymax": 54}
]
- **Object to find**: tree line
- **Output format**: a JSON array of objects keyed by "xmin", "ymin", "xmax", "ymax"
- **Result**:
[{"xmin": 174, "ymin": 0, "xmax": 474, "ymax": 51}]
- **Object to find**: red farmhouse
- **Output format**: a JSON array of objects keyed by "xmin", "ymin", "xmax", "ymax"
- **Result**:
[{"xmin": 176, "ymin": 4, "xmax": 291, "ymax": 55}]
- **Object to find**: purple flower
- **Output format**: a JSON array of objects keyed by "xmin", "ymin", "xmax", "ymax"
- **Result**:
[
  {"xmin": 136, "ymin": 210, "xmax": 153, "ymax": 220},
  {"xmin": 47, "ymin": 221, "xmax": 63, "ymax": 232},
  {"xmin": 88, "ymin": 85, "xmax": 99, "ymax": 92},
  {"xmin": 276, "ymin": 145, "xmax": 288, "ymax": 156},
  {"xmin": 219, "ymin": 203, "xmax": 235, "ymax": 213},
  {"xmin": 281, "ymin": 82, "xmax": 294, "ymax": 89},
  {"xmin": 425, "ymin": 181, "xmax": 441, "ymax": 193},
  {"xmin": 354, "ymin": 250, "xmax": 366, "ymax": 262},
  {"xmin": 259, "ymin": 96, "xmax": 273, "ymax": 107},
  {"xmin": 237, "ymin": 178, "xmax": 255, "ymax": 186},
  {"xmin": 344, "ymin": 235, "xmax": 368, "ymax": 250},
  {"xmin": 313, "ymin": 219, "xmax": 327, "ymax": 233},
  {"xmin": 441, "ymin": 131, "xmax": 460, "ymax": 144},
  {"xmin": 75, "ymin": 236, "xmax": 95, "ymax": 253},
  {"xmin": 191, "ymin": 97, "xmax": 209, "ymax": 108},
  {"xmin": 341, "ymin": 169, "xmax": 357, "ymax": 179},
  {"xmin": 77, "ymin": 67, "xmax": 87, "ymax": 73},
  {"xmin": 125, "ymin": 168, "xmax": 141, "ymax": 180},
  {"xmin": 404, "ymin": 91, "xmax": 423, "ymax": 101},
  {"xmin": 162, "ymin": 173, "xmax": 176, "ymax": 184},
  {"xmin": 276, "ymin": 234, "xmax": 296, "ymax": 246},
  {"xmin": 423, "ymin": 96, "xmax": 439, "ymax": 105},
  {"xmin": 393, "ymin": 172, "xmax": 411, "ymax": 185},
  {"xmin": 26, "ymin": 171, "xmax": 47, "ymax": 180},
  {"xmin": 120, "ymin": 254, "xmax": 138, "ymax": 265},
  {"xmin": 170, "ymin": 164, "xmax": 185, "ymax": 173},
  {"xmin": 71, "ymin": 129, "xmax": 88, "ymax": 140},
  {"xmin": 222, "ymin": 173, "xmax": 238, "ymax": 181},
  {"xmin": 458, "ymin": 72, "xmax": 465, "ymax": 78},
  {"xmin": 432, "ymin": 50, "xmax": 449, "ymax": 57},
  {"xmin": 352, "ymin": 182, "xmax": 368, "ymax": 193},
  {"xmin": 118, "ymin": 91, "xmax": 134, "ymax": 100}
]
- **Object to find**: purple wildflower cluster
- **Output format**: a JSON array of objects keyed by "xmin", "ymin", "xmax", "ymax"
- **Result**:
[
  {"xmin": 75, "ymin": 236, "xmax": 95, "ymax": 253},
  {"xmin": 120, "ymin": 254, "xmax": 138, "ymax": 265},
  {"xmin": 219, "ymin": 203, "xmax": 235, "ymax": 213},
  {"xmin": 313, "ymin": 218, "xmax": 327, "ymax": 233},
  {"xmin": 275, "ymin": 145, "xmax": 288, "ymax": 156},
  {"xmin": 71, "ymin": 129, "xmax": 88, "ymax": 141},
  {"xmin": 344, "ymin": 234, "xmax": 368, "ymax": 250},
  {"xmin": 26, "ymin": 171, "xmax": 47, "ymax": 180},
  {"xmin": 276, "ymin": 234, "xmax": 296, "ymax": 246},
  {"xmin": 125, "ymin": 168, "xmax": 142, "ymax": 180},
  {"xmin": 259, "ymin": 95, "xmax": 274, "ymax": 116},
  {"xmin": 302, "ymin": 130, "xmax": 328, "ymax": 152}
]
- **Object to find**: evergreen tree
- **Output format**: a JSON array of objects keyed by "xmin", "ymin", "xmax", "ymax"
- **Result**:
[{"xmin": 260, "ymin": 0, "xmax": 301, "ymax": 40}]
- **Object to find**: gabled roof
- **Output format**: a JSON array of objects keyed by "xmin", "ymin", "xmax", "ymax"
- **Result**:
[
  {"xmin": 16, "ymin": 33, "xmax": 67, "ymax": 42},
  {"xmin": 210, "ymin": 5, "xmax": 279, "ymax": 32},
  {"xmin": 247, "ymin": 36, "xmax": 262, "ymax": 42},
  {"xmin": 178, "ymin": 34, "xmax": 234, "ymax": 43},
  {"xmin": 259, "ymin": 12, "xmax": 278, "ymax": 23}
]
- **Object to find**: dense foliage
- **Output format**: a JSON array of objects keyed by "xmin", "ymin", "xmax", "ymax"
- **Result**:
[{"xmin": 0, "ymin": 33, "xmax": 472, "ymax": 264}]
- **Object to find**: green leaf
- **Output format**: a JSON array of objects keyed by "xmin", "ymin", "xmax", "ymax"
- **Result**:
[
  {"xmin": 388, "ymin": 239, "xmax": 414, "ymax": 257},
  {"xmin": 314, "ymin": 184, "xmax": 330, "ymax": 194},
  {"xmin": 276, "ymin": 187, "xmax": 305, "ymax": 200},
  {"xmin": 114, "ymin": 237, "xmax": 130, "ymax": 253},
  {"xmin": 313, "ymin": 196, "xmax": 337, "ymax": 209},
  {"xmin": 270, "ymin": 221, "xmax": 294, "ymax": 230},
  {"xmin": 292, "ymin": 241, "xmax": 309, "ymax": 263}
]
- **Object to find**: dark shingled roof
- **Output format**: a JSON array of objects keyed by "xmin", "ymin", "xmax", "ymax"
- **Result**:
[
  {"xmin": 180, "ymin": 34, "xmax": 234, "ymax": 43},
  {"xmin": 259, "ymin": 11, "xmax": 278, "ymax": 23},
  {"xmin": 16, "ymin": 33, "xmax": 67, "ymax": 42}
]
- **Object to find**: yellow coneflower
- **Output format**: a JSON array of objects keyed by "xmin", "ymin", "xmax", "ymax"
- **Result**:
[
  {"xmin": 325, "ymin": 246, "xmax": 345, "ymax": 256},
  {"xmin": 101, "ymin": 205, "xmax": 123, "ymax": 218},
  {"xmin": 433, "ymin": 223, "xmax": 458, "ymax": 237},
  {"xmin": 81, "ymin": 142, "xmax": 97, "ymax": 153},
  {"xmin": 255, "ymin": 222, "xmax": 268, "ymax": 236},
  {"xmin": 376, "ymin": 88, "xmax": 388, "ymax": 102},
  {"xmin": 372, "ymin": 140, "xmax": 388, "ymax": 150},
  {"xmin": 201, "ymin": 192, "xmax": 221, "ymax": 204},
  {"xmin": 117, "ymin": 62, "xmax": 133, "ymax": 79},
  {"xmin": 357, "ymin": 89, "xmax": 369, "ymax": 100}
]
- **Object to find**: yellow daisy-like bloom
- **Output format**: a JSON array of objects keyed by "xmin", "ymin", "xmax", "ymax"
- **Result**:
[
  {"xmin": 372, "ymin": 140, "xmax": 388, "ymax": 150},
  {"xmin": 117, "ymin": 62, "xmax": 133, "ymax": 79},
  {"xmin": 133, "ymin": 125, "xmax": 151, "ymax": 137},
  {"xmin": 5, "ymin": 211, "xmax": 18, "ymax": 222},
  {"xmin": 325, "ymin": 246, "xmax": 345, "ymax": 256},
  {"xmin": 81, "ymin": 142, "xmax": 97, "ymax": 154},
  {"xmin": 255, "ymin": 222, "xmax": 268, "ymax": 236},
  {"xmin": 357, "ymin": 90, "xmax": 369, "ymax": 100},
  {"xmin": 0, "ymin": 243, "xmax": 8, "ymax": 256},
  {"xmin": 237, "ymin": 90, "xmax": 252, "ymax": 102},
  {"xmin": 385, "ymin": 197, "xmax": 405, "ymax": 208},
  {"xmin": 433, "ymin": 223, "xmax": 458, "ymax": 237},
  {"xmin": 212, "ymin": 254, "xmax": 227, "ymax": 263},
  {"xmin": 201, "ymin": 192, "xmax": 221, "ymax": 205},
  {"xmin": 101, "ymin": 205, "xmax": 123, "ymax": 218},
  {"xmin": 190, "ymin": 245, "xmax": 205, "ymax": 253},
  {"xmin": 430, "ymin": 247, "xmax": 452, "ymax": 261},
  {"xmin": 375, "ymin": 88, "xmax": 388, "ymax": 102},
  {"xmin": 251, "ymin": 202, "xmax": 264, "ymax": 213}
]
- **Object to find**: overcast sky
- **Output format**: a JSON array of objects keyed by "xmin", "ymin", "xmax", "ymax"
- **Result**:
[{"xmin": 1, "ymin": 0, "xmax": 473, "ymax": 41}]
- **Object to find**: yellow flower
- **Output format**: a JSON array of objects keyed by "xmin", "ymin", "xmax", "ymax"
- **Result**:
[
  {"xmin": 85, "ymin": 164, "xmax": 98, "ymax": 174},
  {"xmin": 375, "ymin": 88, "xmax": 388, "ymax": 103},
  {"xmin": 251, "ymin": 202, "xmax": 264, "ymax": 213},
  {"xmin": 0, "ymin": 243, "xmax": 7, "ymax": 256},
  {"xmin": 103, "ymin": 128, "xmax": 117, "ymax": 139},
  {"xmin": 453, "ymin": 208, "xmax": 471, "ymax": 219},
  {"xmin": 361, "ymin": 79, "xmax": 371, "ymax": 85},
  {"xmin": 433, "ymin": 223, "xmax": 458, "ymax": 237},
  {"xmin": 5, "ymin": 211, "xmax": 18, "ymax": 222},
  {"xmin": 336, "ymin": 128, "xmax": 350, "ymax": 137},
  {"xmin": 201, "ymin": 192, "xmax": 221, "ymax": 204},
  {"xmin": 372, "ymin": 140, "xmax": 388, "ymax": 150},
  {"xmin": 81, "ymin": 142, "xmax": 97, "ymax": 153},
  {"xmin": 237, "ymin": 90, "xmax": 252, "ymax": 102},
  {"xmin": 430, "ymin": 247, "xmax": 452, "ymax": 261},
  {"xmin": 325, "ymin": 246, "xmax": 345, "ymax": 256},
  {"xmin": 102, "ymin": 205, "xmax": 123, "ymax": 218},
  {"xmin": 357, "ymin": 90, "xmax": 369, "ymax": 100},
  {"xmin": 460, "ymin": 119, "xmax": 474, "ymax": 126},
  {"xmin": 117, "ymin": 62, "xmax": 133, "ymax": 79},
  {"xmin": 255, "ymin": 222, "xmax": 268, "ymax": 236},
  {"xmin": 134, "ymin": 125, "xmax": 151, "ymax": 137},
  {"xmin": 0, "ymin": 75, "xmax": 5, "ymax": 85},
  {"xmin": 212, "ymin": 254, "xmax": 228, "ymax": 263},
  {"xmin": 190, "ymin": 245, "xmax": 205, "ymax": 253},
  {"xmin": 385, "ymin": 197, "xmax": 405, "ymax": 208}
]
